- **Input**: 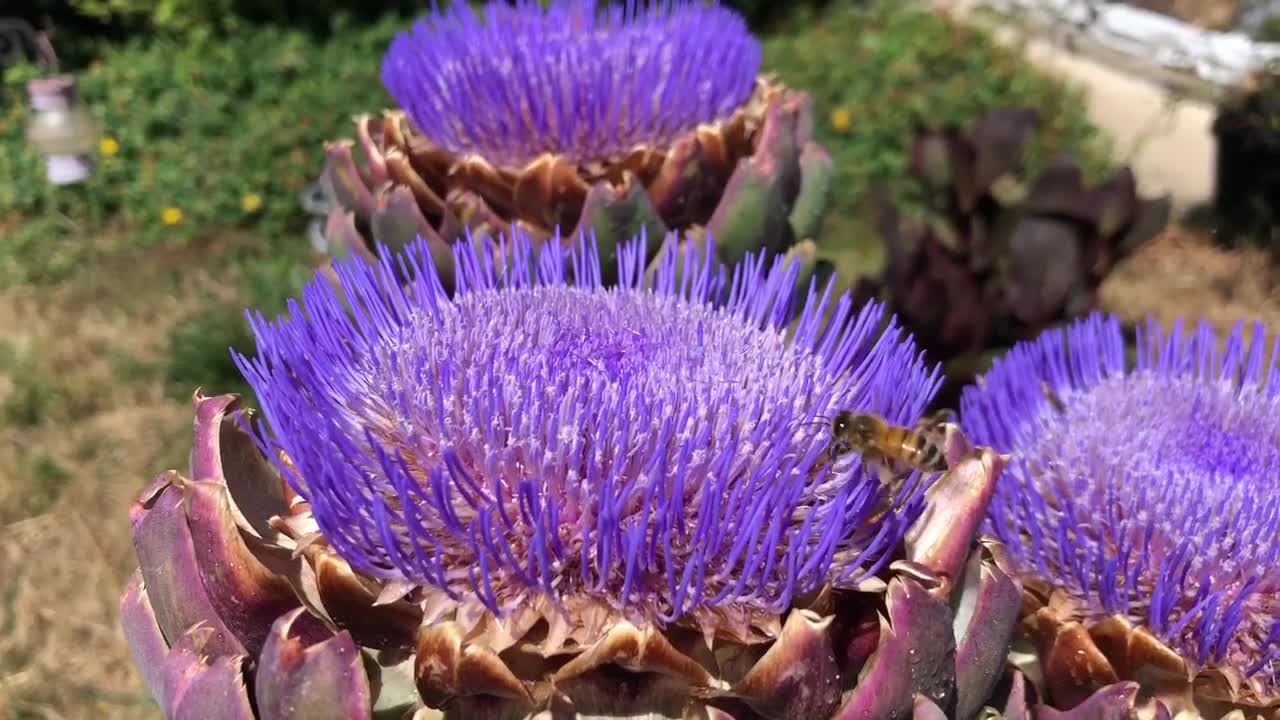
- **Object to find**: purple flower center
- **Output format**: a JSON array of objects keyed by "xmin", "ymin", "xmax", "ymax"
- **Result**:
[
  {"xmin": 380, "ymin": 0, "xmax": 761, "ymax": 168},
  {"xmin": 235, "ymin": 232, "xmax": 941, "ymax": 623},
  {"xmin": 962, "ymin": 313, "xmax": 1280, "ymax": 688}
]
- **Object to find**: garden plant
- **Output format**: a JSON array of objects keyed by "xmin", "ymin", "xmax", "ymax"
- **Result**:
[{"xmin": 3, "ymin": 0, "xmax": 1271, "ymax": 719}]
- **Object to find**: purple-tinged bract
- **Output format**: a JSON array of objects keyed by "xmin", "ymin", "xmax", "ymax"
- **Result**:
[
  {"xmin": 235, "ymin": 230, "xmax": 942, "ymax": 625},
  {"xmin": 380, "ymin": 0, "xmax": 761, "ymax": 168},
  {"xmin": 961, "ymin": 312, "xmax": 1280, "ymax": 703}
]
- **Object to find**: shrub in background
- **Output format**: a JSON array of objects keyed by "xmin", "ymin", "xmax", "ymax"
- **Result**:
[
  {"xmin": 1211, "ymin": 64, "xmax": 1280, "ymax": 258},
  {"xmin": 761, "ymin": 1, "xmax": 1108, "ymax": 256},
  {"xmin": 0, "ymin": 14, "xmax": 406, "ymax": 283},
  {"xmin": 875, "ymin": 107, "xmax": 1170, "ymax": 363},
  {"xmin": 15, "ymin": 0, "xmax": 832, "ymax": 42},
  {"xmin": 1, "ymin": 1, "xmax": 1104, "ymax": 255},
  {"xmin": 11, "ymin": 0, "xmax": 425, "ymax": 44}
]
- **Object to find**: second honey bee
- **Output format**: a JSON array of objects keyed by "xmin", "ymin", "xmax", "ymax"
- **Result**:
[{"xmin": 828, "ymin": 409, "xmax": 951, "ymax": 473}]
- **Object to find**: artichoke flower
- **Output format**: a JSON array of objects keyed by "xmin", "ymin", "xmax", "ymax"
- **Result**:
[
  {"xmin": 961, "ymin": 312, "xmax": 1280, "ymax": 718},
  {"xmin": 320, "ymin": 0, "xmax": 833, "ymax": 294},
  {"xmin": 121, "ymin": 229, "xmax": 1018, "ymax": 719},
  {"xmin": 876, "ymin": 108, "xmax": 1171, "ymax": 363}
]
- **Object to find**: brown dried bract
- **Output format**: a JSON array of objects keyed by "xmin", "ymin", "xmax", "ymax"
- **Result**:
[
  {"xmin": 1017, "ymin": 584, "xmax": 1280, "ymax": 718},
  {"xmin": 340, "ymin": 76, "xmax": 792, "ymax": 240}
]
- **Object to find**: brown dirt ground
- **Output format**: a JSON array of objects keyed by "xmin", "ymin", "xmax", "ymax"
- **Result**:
[{"xmin": 0, "ymin": 222, "xmax": 1276, "ymax": 718}]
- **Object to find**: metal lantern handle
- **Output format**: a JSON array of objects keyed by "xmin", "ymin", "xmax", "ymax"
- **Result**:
[{"xmin": 0, "ymin": 17, "xmax": 60, "ymax": 73}]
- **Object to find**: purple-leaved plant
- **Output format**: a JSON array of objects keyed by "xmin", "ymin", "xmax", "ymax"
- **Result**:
[
  {"xmin": 962, "ymin": 312, "xmax": 1280, "ymax": 717},
  {"xmin": 119, "ymin": 230, "xmax": 1018, "ymax": 719}
]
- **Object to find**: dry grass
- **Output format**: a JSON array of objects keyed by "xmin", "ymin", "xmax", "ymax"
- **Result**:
[
  {"xmin": 0, "ymin": 228, "xmax": 257, "ymax": 719},
  {"xmin": 1100, "ymin": 226, "xmax": 1280, "ymax": 345}
]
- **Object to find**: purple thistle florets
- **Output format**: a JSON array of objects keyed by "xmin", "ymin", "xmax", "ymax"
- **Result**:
[
  {"xmin": 380, "ymin": 0, "xmax": 761, "ymax": 168},
  {"xmin": 961, "ymin": 312, "xmax": 1280, "ymax": 690},
  {"xmin": 234, "ymin": 231, "xmax": 942, "ymax": 624}
]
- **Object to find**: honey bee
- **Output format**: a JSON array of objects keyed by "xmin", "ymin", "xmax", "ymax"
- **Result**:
[{"xmin": 828, "ymin": 409, "xmax": 951, "ymax": 473}]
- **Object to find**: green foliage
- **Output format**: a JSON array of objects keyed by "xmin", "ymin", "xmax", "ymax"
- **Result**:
[
  {"xmin": 1209, "ymin": 68, "xmax": 1280, "ymax": 255},
  {"xmin": 763, "ymin": 1, "xmax": 1108, "ymax": 235},
  {"xmin": 3, "ymin": 373, "xmax": 65, "ymax": 428},
  {"xmin": 1256, "ymin": 14, "xmax": 1280, "ymax": 42},
  {"xmin": 0, "ymin": 14, "xmax": 405, "ymax": 270},
  {"xmin": 0, "ymin": 341, "xmax": 66, "ymax": 427},
  {"xmin": 62, "ymin": 0, "xmax": 239, "ymax": 34},
  {"xmin": 0, "ymin": 0, "xmax": 1112, "ymax": 297},
  {"xmin": 29, "ymin": 0, "xmax": 826, "ymax": 40},
  {"xmin": 165, "ymin": 304, "xmax": 258, "ymax": 402},
  {"xmin": 722, "ymin": 0, "xmax": 837, "ymax": 31},
  {"xmin": 22, "ymin": 0, "xmax": 428, "ymax": 39},
  {"xmin": 164, "ymin": 252, "xmax": 311, "ymax": 406},
  {"xmin": 21, "ymin": 454, "xmax": 73, "ymax": 516}
]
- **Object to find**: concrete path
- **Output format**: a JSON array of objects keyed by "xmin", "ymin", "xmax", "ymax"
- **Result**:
[{"xmin": 940, "ymin": 1, "xmax": 1220, "ymax": 211}]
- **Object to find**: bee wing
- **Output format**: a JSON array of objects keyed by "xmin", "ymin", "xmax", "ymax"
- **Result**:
[{"xmin": 913, "ymin": 409, "xmax": 955, "ymax": 446}]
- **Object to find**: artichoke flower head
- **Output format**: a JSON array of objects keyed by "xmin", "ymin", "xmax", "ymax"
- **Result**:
[
  {"xmin": 962, "ymin": 313, "xmax": 1280, "ymax": 718},
  {"xmin": 321, "ymin": 0, "xmax": 833, "ymax": 295},
  {"xmin": 121, "ymin": 232, "xmax": 1018, "ymax": 719}
]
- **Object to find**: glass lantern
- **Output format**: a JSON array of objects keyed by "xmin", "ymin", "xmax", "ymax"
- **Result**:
[{"xmin": 25, "ymin": 74, "xmax": 101, "ymax": 186}]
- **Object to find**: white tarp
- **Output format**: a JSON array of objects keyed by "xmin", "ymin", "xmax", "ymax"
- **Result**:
[{"xmin": 982, "ymin": 0, "xmax": 1280, "ymax": 87}]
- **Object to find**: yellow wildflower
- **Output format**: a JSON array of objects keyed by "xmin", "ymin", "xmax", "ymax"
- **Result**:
[
  {"xmin": 241, "ymin": 193, "xmax": 263, "ymax": 213},
  {"xmin": 830, "ymin": 107, "xmax": 852, "ymax": 133},
  {"xmin": 99, "ymin": 136, "xmax": 120, "ymax": 157},
  {"xmin": 829, "ymin": 107, "xmax": 849, "ymax": 133},
  {"xmin": 160, "ymin": 207, "xmax": 184, "ymax": 226}
]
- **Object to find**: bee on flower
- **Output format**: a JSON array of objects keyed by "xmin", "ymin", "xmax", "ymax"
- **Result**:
[{"xmin": 119, "ymin": 229, "xmax": 1013, "ymax": 720}]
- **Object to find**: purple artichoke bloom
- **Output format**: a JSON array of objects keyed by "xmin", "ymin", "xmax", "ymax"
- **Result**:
[
  {"xmin": 321, "ymin": 0, "xmax": 833, "ymax": 298},
  {"xmin": 119, "ymin": 230, "xmax": 1018, "ymax": 719},
  {"xmin": 381, "ymin": 0, "xmax": 760, "ymax": 167},
  {"xmin": 961, "ymin": 312, "xmax": 1280, "ymax": 716},
  {"xmin": 240, "ymin": 230, "xmax": 936, "ymax": 616}
]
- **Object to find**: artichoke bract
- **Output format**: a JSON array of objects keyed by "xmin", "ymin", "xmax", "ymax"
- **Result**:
[
  {"xmin": 876, "ymin": 108, "xmax": 1171, "ymax": 363},
  {"xmin": 123, "ymin": 230, "xmax": 1022, "ymax": 719},
  {"xmin": 961, "ymin": 312, "xmax": 1280, "ymax": 718},
  {"xmin": 320, "ymin": 0, "xmax": 832, "ymax": 295}
]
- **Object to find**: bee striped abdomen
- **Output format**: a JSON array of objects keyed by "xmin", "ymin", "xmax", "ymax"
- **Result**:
[{"xmin": 883, "ymin": 425, "xmax": 947, "ymax": 473}]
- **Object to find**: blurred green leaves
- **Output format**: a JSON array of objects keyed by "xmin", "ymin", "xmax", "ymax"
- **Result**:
[
  {"xmin": 0, "ymin": 0, "xmax": 1111, "ymax": 292},
  {"xmin": 0, "ymin": 14, "xmax": 404, "ymax": 266},
  {"xmin": 763, "ymin": 1, "xmax": 1109, "ymax": 226}
]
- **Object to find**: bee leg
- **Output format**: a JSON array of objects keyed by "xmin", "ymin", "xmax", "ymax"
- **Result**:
[{"xmin": 921, "ymin": 444, "xmax": 949, "ymax": 473}]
